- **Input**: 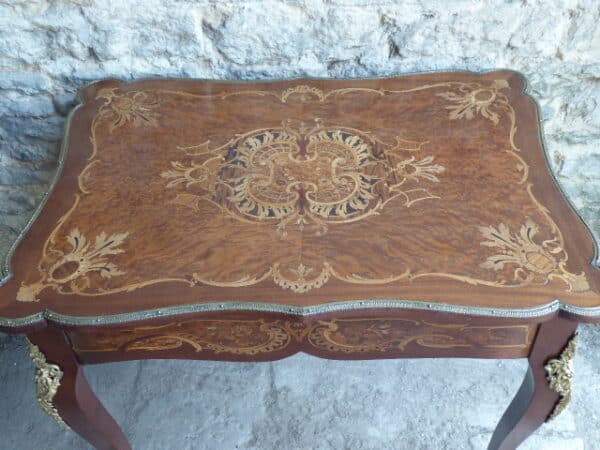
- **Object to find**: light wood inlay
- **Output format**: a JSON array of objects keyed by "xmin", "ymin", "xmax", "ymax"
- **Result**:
[
  {"xmin": 69, "ymin": 317, "xmax": 535, "ymax": 356},
  {"xmin": 1, "ymin": 71, "xmax": 598, "ymax": 323},
  {"xmin": 3, "ymin": 72, "xmax": 596, "ymax": 450}
]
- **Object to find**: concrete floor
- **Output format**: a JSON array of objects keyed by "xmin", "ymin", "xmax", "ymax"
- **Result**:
[{"xmin": 1, "ymin": 325, "xmax": 598, "ymax": 450}]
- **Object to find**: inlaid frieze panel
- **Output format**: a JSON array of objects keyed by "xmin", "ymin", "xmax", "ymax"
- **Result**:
[{"xmin": 69, "ymin": 317, "xmax": 535, "ymax": 356}]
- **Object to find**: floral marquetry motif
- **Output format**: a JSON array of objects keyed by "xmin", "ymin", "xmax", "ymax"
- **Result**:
[
  {"xmin": 125, "ymin": 320, "xmax": 291, "ymax": 355},
  {"xmin": 17, "ymin": 227, "xmax": 129, "ymax": 302},
  {"xmin": 71, "ymin": 319, "xmax": 293, "ymax": 355},
  {"xmin": 68, "ymin": 318, "xmax": 535, "ymax": 356},
  {"xmin": 96, "ymin": 88, "xmax": 160, "ymax": 132},
  {"xmin": 163, "ymin": 119, "xmax": 444, "ymax": 237},
  {"xmin": 3, "ymin": 71, "xmax": 599, "ymax": 450},
  {"xmin": 479, "ymin": 219, "xmax": 589, "ymax": 292},
  {"xmin": 6, "ymin": 72, "xmax": 599, "ymax": 318},
  {"xmin": 437, "ymin": 79, "xmax": 510, "ymax": 124},
  {"xmin": 307, "ymin": 319, "xmax": 533, "ymax": 353}
]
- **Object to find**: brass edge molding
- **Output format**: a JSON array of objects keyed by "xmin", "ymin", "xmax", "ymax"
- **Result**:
[
  {"xmin": 544, "ymin": 333, "xmax": 578, "ymax": 421},
  {"xmin": 25, "ymin": 338, "xmax": 68, "ymax": 428},
  {"xmin": 2, "ymin": 299, "xmax": 600, "ymax": 328},
  {"xmin": 0, "ymin": 102, "xmax": 82, "ymax": 282},
  {"xmin": 520, "ymin": 77, "xmax": 600, "ymax": 271},
  {"xmin": 561, "ymin": 303, "xmax": 600, "ymax": 317},
  {"xmin": 0, "ymin": 298, "xmax": 580, "ymax": 328}
]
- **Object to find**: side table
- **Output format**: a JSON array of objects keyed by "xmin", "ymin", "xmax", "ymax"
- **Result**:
[{"xmin": 0, "ymin": 70, "xmax": 598, "ymax": 450}]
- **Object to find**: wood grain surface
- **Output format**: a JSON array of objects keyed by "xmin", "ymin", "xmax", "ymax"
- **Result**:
[
  {"xmin": 1, "ymin": 70, "xmax": 598, "ymax": 326},
  {"xmin": 67, "ymin": 309, "xmax": 537, "ymax": 362}
]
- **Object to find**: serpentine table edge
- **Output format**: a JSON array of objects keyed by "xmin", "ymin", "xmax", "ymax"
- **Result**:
[{"xmin": 0, "ymin": 70, "xmax": 598, "ymax": 450}]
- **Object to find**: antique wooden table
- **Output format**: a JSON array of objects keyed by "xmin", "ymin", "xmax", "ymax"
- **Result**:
[{"xmin": 1, "ymin": 71, "xmax": 599, "ymax": 450}]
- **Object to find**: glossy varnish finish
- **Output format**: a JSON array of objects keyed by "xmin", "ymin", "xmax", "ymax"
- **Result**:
[
  {"xmin": 0, "ymin": 70, "xmax": 598, "ymax": 323},
  {"xmin": 1, "ymin": 71, "xmax": 599, "ymax": 450},
  {"xmin": 67, "ymin": 310, "xmax": 537, "ymax": 362}
]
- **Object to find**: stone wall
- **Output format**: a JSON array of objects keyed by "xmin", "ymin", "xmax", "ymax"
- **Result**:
[{"xmin": 1, "ymin": 0, "xmax": 599, "ymax": 259}]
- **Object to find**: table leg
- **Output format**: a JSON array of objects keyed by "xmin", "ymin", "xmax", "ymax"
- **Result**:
[
  {"xmin": 27, "ymin": 327, "xmax": 131, "ymax": 450},
  {"xmin": 488, "ymin": 316, "xmax": 578, "ymax": 450}
]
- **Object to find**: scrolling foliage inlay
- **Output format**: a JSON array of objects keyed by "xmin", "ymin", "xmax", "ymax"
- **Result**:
[
  {"xmin": 17, "ymin": 227, "xmax": 129, "ymax": 302},
  {"xmin": 162, "ymin": 119, "xmax": 444, "ymax": 237},
  {"xmin": 479, "ymin": 220, "xmax": 588, "ymax": 292},
  {"xmin": 16, "ymin": 77, "xmax": 590, "ymax": 302},
  {"xmin": 71, "ymin": 318, "xmax": 532, "ymax": 355}
]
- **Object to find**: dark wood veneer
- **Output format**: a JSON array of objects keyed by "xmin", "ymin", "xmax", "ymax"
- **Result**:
[
  {"xmin": 67, "ymin": 309, "xmax": 538, "ymax": 363},
  {"xmin": 1, "ymin": 71, "xmax": 598, "ymax": 450}
]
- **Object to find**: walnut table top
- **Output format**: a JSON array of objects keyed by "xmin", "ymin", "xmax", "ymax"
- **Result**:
[
  {"xmin": 1, "ymin": 70, "xmax": 598, "ymax": 325},
  {"xmin": 1, "ymin": 71, "xmax": 598, "ymax": 450}
]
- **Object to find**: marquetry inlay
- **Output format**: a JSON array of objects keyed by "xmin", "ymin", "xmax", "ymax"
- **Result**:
[
  {"xmin": 69, "ymin": 318, "xmax": 534, "ymax": 355},
  {"xmin": 14, "ymin": 76, "xmax": 591, "ymax": 303},
  {"xmin": 162, "ymin": 119, "xmax": 444, "ymax": 237}
]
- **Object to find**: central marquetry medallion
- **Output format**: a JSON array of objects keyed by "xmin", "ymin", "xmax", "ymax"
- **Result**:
[{"xmin": 163, "ymin": 120, "xmax": 444, "ymax": 237}]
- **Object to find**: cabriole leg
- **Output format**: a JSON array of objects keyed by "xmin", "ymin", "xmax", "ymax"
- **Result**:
[
  {"xmin": 27, "ymin": 327, "xmax": 131, "ymax": 450},
  {"xmin": 488, "ymin": 316, "xmax": 578, "ymax": 450}
]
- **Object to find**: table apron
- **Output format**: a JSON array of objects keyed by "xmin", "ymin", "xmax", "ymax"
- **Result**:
[{"xmin": 64, "ymin": 310, "xmax": 539, "ymax": 363}]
